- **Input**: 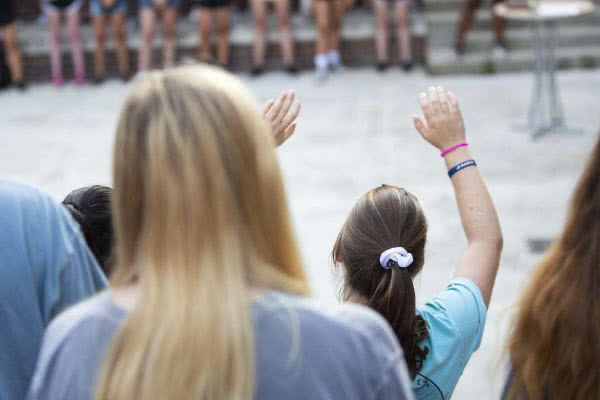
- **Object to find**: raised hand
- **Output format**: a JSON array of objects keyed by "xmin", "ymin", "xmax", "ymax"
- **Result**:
[
  {"xmin": 263, "ymin": 90, "xmax": 301, "ymax": 147},
  {"xmin": 412, "ymin": 86, "xmax": 466, "ymax": 151}
]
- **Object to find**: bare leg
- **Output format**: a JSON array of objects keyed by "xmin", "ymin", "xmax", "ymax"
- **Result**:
[
  {"xmin": 329, "ymin": 0, "xmax": 344, "ymax": 52},
  {"xmin": 139, "ymin": 8, "xmax": 156, "ymax": 71},
  {"xmin": 215, "ymin": 6, "xmax": 231, "ymax": 67},
  {"xmin": 46, "ymin": 11, "xmax": 63, "ymax": 82},
  {"xmin": 455, "ymin": 0, "xmax": 481, "ymax": 48},
  {"xmin": 163, "ymin": 7, "xmax": 178, "ymax": 68},
  {"xmin": 251, "ymin": 0, "xmax": 266, "ymax": 68},
  {"xmin": 66, "ymin": 9, "xmax": 85, "ymax": 82},
  {"xmin": 394, "ymin": 1, "xmax": 411, "ymax": 63},
  {"xmin": 373, "ymin": 0, "xmax": 389, "ymax": 64},
  {"xmin": 492, "ymin": 0, "xmax": 505, "ymax": 44},
  {"xmin": 111, "ymin": 13, "xmax": 130, "ymax": 77},
  {"xmin": 93, "ymin": 15, "xmax": 106, "ymax": 79},
  {"xmin": 275, "ymin": 0, "xmax": 294, "ymax": 67},
  {"xmin": 314, "ymin": 0, "xmax": 329, "ymax": 55},
  {"xmin": 0, "ymin": 24, "xmax": 24, "ymax": 83},
  {"xmin": 197, "ymin": 8, "xmax": 212, "ymax": 63}
]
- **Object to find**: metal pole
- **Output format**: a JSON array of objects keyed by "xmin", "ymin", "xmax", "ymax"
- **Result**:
[
  {"xmin": 546, "ymin": 20, "xmax": 565, "ymax": 129},
  {"xmin": 529, "ymin": 20, "xmax": 546, "ymax": 136}
]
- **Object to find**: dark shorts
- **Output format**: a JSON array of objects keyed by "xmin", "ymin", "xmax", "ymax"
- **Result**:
[
  {"xmin": 44, "ymin": 0, "xmax": 83, "ymax": 14},
  {"xmin": 91, "ymin": 0, "xmax": 127, "ymax": 16},
  {"xmin": 193, "ymin": 0, "xmax": 233, "ymax": 9},
  {"xmin": 0, "ymin": 1, "xmax": 17, "ymax": 27},
  {"xmin": 139, "ymin": 0, "xmax": 181, "ymax": 9}
]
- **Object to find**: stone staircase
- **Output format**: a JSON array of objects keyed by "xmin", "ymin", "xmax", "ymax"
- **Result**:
[{"xmin": 424, "ymin": 0, "xmax": 600, "ymax": 74}]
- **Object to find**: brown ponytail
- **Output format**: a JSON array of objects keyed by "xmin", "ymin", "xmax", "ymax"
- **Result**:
[{"xmin": 333, "ymin": 185, "xmax": 429, "ymax": 378}]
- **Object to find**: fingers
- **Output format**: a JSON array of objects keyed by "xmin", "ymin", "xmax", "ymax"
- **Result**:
[
  {"xmin": 412, "ymin": 116, "xmax": 428, "ymax": 137},
  {"xmin": 428, "ymin": 87, "xmax": 441, "ymax": 116},
  {"xmin": 281, "ymin": 122, "xmax": 297, "ymax": 144},
  {"xmin": 262, "ymin": 99, "xmax": 274, "ymax": 116},
  {"xmin": 419, "ymin": 92, "xmax": 432, "ymax": 121},
  {"xmin": 266, "ymin": 92, "xmax": 286, "ymax": 121},
  {"xmin": 273, "ymin": 90, "xmax": 295, "ymax": 127},
  {"xmin": 437, "ymin": 86, "xmax": 450, "ymax": 114},
  {"xmin": 447, "ymin": 91, "xmax": 461, "ymax": 117},
  {"xmin": 280, "ymin": 101, "xmax": 301, "ymax": 132}
]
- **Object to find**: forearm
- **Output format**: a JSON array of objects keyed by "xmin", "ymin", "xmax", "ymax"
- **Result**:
[{"xmin": 444, "ymin": 147, "xmax": 502, "ymax": 246}]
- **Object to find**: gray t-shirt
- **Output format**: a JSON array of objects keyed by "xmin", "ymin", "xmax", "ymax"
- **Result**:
[{"xmin": 27, "ymin": 291, "xmax": 414, "ymax": 400}]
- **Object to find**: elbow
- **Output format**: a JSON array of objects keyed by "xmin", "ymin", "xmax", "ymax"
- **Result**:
[{"xmin": 495, "ymin": 230, "xmax": 504, "ymax": 253}]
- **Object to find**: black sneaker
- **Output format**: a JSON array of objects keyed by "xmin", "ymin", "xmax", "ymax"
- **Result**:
[
  {"xmin": 376, "ymin": 62, "xmax": 388, "ymax": 72},
  {"xmin": 285, "ymin": 65, "xmax": 298, "ymax": 75},
  {"xmin": 93, "ymin": 75, "xmax": 105, "ymax": 85},
  {"xmin": 15, "ymin": 81, "xmax": 27, "ymax": 91},
  {"xmin": 401, "ymin": 61, "xmax": 414, "ymax": 72},
  {"xmin": 251, "ymin": 66, "xmax": 264, "ymax": 77},
  {"xmin": 454, "ymin": 43, "xmax": 466, "ymax": 57}
]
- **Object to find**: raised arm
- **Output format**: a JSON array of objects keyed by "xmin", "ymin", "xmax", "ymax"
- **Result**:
[{"xmin": 412, "ymin": 86, "xmax": 503, "ymax": 307}]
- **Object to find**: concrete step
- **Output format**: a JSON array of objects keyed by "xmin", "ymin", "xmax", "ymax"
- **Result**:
[
  {"xmin": 426, "ymin": 8, "xmax": 600, "ymax": 32},
  {"xmin": 426, "ymin": 43, "xmax": 600, "ymax": 74},
  {"xmin": 428, "ymin": 24, "xmax": 600, "ymax": 50}
]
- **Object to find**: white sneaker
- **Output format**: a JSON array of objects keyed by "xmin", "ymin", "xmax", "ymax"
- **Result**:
[{"xmin": 493, "ymin": 43, "xmax": 508, "ymax": 58}]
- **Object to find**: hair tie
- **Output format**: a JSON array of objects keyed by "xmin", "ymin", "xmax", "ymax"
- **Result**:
[{"xmin": 379, "ymin": 247, "xmax": 413, "ymax": 270}]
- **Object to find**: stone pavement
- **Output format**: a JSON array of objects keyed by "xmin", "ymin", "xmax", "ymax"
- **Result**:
[{"xmin": 1, "ymin": 67, "xmax": 599, "ymax": 399}]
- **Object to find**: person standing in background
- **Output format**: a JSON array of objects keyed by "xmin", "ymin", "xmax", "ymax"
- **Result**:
[
  {"xmin": 138, "ymin": 0, "xmax": 180, "ymax": 72},
  {"xmin": 193, "ymin": 0, "xmax": 233, "ymax": 68},
  {"xmin": 42, "ymin": 0, "xmax": 86, "ymax": 86},
  {"xmin": 0, "ymin": 180, "xmax": 107, "ymax": 400},
  {"xmin": 0, "ymin": 0, "xmax": 25, "ymax": 89},
  {"xmin": 250, "ymin": 0, "xmax": 296, "ymax": 76},
  {"xmin": 454, "ymin": 0, "xmax": 507, "ymax": 57},
  {"xmin": 90, "ymin": 0, "xmax": 130, "ymax": 83},
  {"xmin": 313, "ymin": 0, "xmax": 345, "ymax": 80},
  {"xmin": 373, "ymin": 0, "xmax": 413, "ymax": 72}
]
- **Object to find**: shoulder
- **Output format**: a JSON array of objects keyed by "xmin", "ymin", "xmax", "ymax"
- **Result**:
[
  {"xmin": 38, "ymin": 291, "xmax": 122, "ymax": 364},
  {"xmin": 418, "ymin": 278, "xmax": 487, "ymax": 338},
  {"xmin": 28, "ymin": 292, "xmax": 123, "ymax": 400},
  {"xmin": 258, "ymin": 292, "xmax": 405, "ymax": 369}
]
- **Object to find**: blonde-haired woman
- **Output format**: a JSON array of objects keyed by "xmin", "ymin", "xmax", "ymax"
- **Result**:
[{"xmin": 26, "ymin": 65, "xmax": 414, "ymax": 400}]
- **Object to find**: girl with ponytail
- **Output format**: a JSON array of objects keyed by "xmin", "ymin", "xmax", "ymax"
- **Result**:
[
  {"xmin": 26, "ymin": 65, "xmax": 414, "ymax": 400},
  {"xmin": 334, "ymin": 87, "xmax": 503, "ymax": 400}
]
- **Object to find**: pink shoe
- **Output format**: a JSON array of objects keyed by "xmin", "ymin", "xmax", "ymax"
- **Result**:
[
  {"xmin": 53, "ymin": 75, "xmax": 65, "ymax": 87},
  {"xmin": 74, "ymin": 74, "xmax": 86, "ymax": 86}
]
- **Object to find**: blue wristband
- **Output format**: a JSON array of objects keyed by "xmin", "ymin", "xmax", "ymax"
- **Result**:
[{"xmin": 448, "ymin": 159, "xmax": 477, "ymax": 178}]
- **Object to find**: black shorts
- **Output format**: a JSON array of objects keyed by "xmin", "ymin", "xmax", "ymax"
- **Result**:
[
  {"xmin": 194, "ymin": 0, "xmax": 233, "ymax": 9},
  {"xmin": 0, "ymin": 1, "xmax": 17, "ymax": 27}
]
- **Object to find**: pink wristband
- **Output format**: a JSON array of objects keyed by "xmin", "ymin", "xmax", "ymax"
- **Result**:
[{"xmin": 440, "ymin": 142, "xmax": 468, "ymax": 157}]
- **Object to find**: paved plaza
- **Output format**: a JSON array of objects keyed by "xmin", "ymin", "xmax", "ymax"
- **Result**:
[{"xmin": 1, "ymin": 67, "xmax": 599, "ymax": 398}]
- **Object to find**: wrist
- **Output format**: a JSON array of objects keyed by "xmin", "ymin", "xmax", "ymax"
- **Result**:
[
  {"xmin": 440, "ymin": 141, "xmax": 468, "ymax": 157},
  {"xmin": 443, "ymin": 147, "xmax": 472, "ymax": 169}
]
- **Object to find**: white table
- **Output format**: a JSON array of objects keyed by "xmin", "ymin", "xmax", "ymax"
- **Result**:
[{"xmin": 493, "ymin": 1, "xmax": 595, "ymax": 139}]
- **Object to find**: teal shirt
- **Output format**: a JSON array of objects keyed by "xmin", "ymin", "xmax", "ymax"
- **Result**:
[
  {"xmin": 412, "ymin": 278, "xmax": 487, "ymax": 400},
  {"xmin": 0, "ymin": 180, "xmax": 107, "ymax": 400}
]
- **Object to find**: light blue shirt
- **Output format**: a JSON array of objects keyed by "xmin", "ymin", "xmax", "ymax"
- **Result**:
[
  {"xmin": 412, "ymin": 278, "xmax": 487, "ymax": 400},
  {"xmin": 0, "ymin": 180, "xmax": 108, "ymax": 400}
]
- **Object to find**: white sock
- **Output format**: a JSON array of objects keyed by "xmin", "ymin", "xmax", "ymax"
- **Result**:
[
  {"xmin": 315, "ymin": 54, "xmax": 329, "ymax": 72},
  {"xmin": 327, "ymin": 50, "xmax": 341, "ymax": 67}
]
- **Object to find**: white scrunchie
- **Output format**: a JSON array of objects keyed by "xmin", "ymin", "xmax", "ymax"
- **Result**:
[{"xmin": 379, "ymin": 247, "xmax": 414, "ymax": 270}]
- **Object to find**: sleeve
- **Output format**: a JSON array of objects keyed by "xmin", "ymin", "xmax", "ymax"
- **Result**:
[
  {"xmin": 39, "ymin": 202, "xmax": 108, "ymax": 325},
  {"xmin": 421, "ymin": 278, "xmax": 487, "ymax": 359}
]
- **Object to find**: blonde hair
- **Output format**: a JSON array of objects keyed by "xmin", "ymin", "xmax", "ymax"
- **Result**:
[{"xmin": 95, "ymin": 65, "xmax": 309, "ymax": 400}]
